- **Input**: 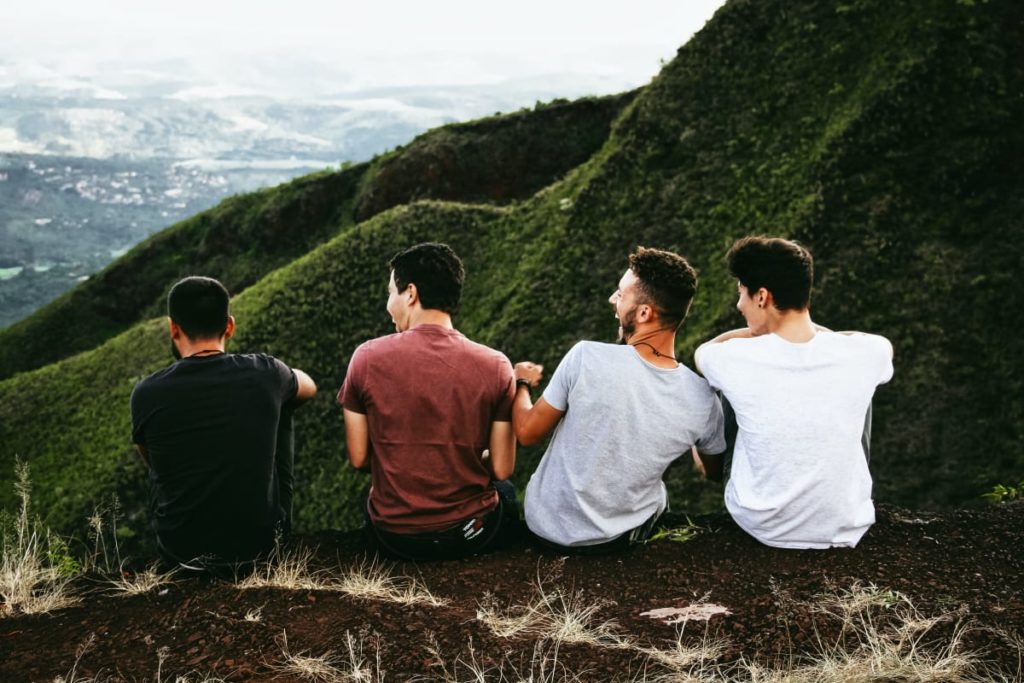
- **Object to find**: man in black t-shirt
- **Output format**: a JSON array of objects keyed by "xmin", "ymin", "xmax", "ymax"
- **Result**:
[{"xmin": 130, "ymin": 276, "xmax": 316, "ymax": 569}]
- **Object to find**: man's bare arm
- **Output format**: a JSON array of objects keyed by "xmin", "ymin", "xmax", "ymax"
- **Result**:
[
  {"xmin": 692, "ymin": 446, "xmax": 725, "ymax": 483},
  {"xmin": 293, "ymin": 368, "xmax": 317, "ymax": 401},
  {"xmin": 343, "ymin": 408, "xmax": 372, "ymax": 471},
  {"xmin": 511, "ymin": 362, "xmax": 565, "ymax": 446},
  {"xmin": 707, "ymin": 328, "xmax": 753, "ymax": 344},
  {"xmin": 487, "ymin": 421, "xmax": 516, "ymax": 480}
]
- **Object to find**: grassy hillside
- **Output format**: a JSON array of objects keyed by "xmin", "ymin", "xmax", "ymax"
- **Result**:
[
  {"xmin": 1, "ymin": 0, "xmax": 1021, "ymax": 550},
  {"xmin": 0, "ymin": 93, "xmax": 634, "ymax": 381}
]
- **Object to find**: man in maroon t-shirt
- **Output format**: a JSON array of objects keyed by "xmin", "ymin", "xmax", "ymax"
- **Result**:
[{"xmin": 338, "ymin": 242, "xmax": 519, "ymax": 560}]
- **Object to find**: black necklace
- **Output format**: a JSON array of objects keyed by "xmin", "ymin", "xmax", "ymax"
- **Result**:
[
  {"xmin": 186, "ymin": 349, "xmax": 224, "ymax": 359},
  {"xmin": 630, "ymin": 341, "xmax": 678, "ymax": 363}
]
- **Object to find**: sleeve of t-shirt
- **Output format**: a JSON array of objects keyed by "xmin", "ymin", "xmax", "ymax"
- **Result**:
[
  {"xmin": 337, "ymin": 344, "xmax": 368, "ymax": 414},
  {"xmin": 492, "ymin": 355, "xmax": 516, "ymax": 422},
  {"xmin": 694, "ymin": 342, "xmax": 726, "ymax": 391},
  {"xmin": 868, "ymin": 334, "xmax": 895, "ymax": 386},
  {"xmin": 541, "ymin": 342, "xmax": 584, "ymax": 412},
  {"xmin": 696, "ymin": 390, "xmax": 728, "ymax": 455},
  {"xmin": 270, "ymin": 355, "xmax": 299, "ymax": 405}
]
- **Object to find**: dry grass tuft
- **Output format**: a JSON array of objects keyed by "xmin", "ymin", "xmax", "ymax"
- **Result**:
[
  {"xmin": 0, "ymin": 461, "xmax": 80, "ymax": 616},
  {"xmin": 639, "ymin": 625, "xmax": 728, "ymax": 673},
  {"xmin": 737, "ymin": 582, "xmax": 1002, "ymax": 683},
  {"xmin": 426, "ymin": 635, "xmax": 591, "ymax": 683},
  {"xmin": 273, "ymin": 630, "xmax": 384, "ymax": 683},
  {"xmin": 336, "ymin": 557, "xmax": 447, "ymax": 607},
  {"xmin": 476, "ymin": 579, "xmax": 628, "ymax": 649},
  {"xmin": 238, "ymin": 546, "xmax": 332, "ymax": 591},
  {"xmin": 105, "ymin": 562, "xmax": 175, "ymax": 596}
]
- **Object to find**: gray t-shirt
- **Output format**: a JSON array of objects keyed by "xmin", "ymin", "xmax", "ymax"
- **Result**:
[{"xmin": 524, "ymin": 341, "xmax": 726, "ymax": 546}]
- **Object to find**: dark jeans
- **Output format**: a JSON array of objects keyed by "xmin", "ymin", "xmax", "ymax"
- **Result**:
[
  {"xmin": 531, "ymin": 510, "xmax": 661, "ymax": 556},
  {"xmin": 364, "ymin": 480, "xmax": 522, "ymax": 562}
]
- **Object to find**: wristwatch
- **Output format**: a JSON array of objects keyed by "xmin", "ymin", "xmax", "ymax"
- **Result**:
[{"xmin": 515, "ymin": 378, "xmax": 532, "ymax": 392}]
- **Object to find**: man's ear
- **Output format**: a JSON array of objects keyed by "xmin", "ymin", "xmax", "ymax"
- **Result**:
[
  {"xmin": 406, "ymin": 283, "xmax": 419, "ymax": 307},
  {"xmin": 223, "ymin": 315, "xmax": 236, "ymax": 341},
  {"xmin": 168, "ymin": 318, "xmax": 182, "ymax": 339},
  {"xmin": 756, "ymin": 288, "xmax": 771, "ymax": 309},
  {"xmin": 638, "ymin": 303, "xmax": 655, "ymax": 324}
]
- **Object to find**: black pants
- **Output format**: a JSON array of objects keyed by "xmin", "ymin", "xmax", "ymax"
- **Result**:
[
  {"xmin": 364, "ymin": 480, "xmax": 522, "ymax": 562},
  {"xmin": 530, "ymin": 510, "xmax": 662, "ymax": 556}
]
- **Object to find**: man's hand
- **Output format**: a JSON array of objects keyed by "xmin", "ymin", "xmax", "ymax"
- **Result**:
[
  {"xmin": 512, "ymin": 361, "xmax": 565, "ymax": 446},
  {"xmin": 514, "ymin": 361, "xmax": 543, "ymax": 387}
]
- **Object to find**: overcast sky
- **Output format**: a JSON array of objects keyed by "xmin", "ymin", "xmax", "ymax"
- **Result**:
[{"xmin": 1, "ymin": 1, "xmax": 727, "ymax": 94}]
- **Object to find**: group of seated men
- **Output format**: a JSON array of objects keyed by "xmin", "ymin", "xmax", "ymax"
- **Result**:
[{"xmin": 130, "ymin": 236, "xmax": 893, "ymax": 569}]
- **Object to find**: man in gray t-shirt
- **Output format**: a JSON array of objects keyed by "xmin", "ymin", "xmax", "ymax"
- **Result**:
[{"xmin": 513, "ymin": 247, "xmax": 726, "ymax": 551}]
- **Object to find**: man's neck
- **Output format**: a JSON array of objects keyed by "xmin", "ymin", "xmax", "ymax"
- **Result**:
[
  {"xmin": 626, "ymin": 325, "xmax": 678, "ymax": 368},
  {"xmin": 177, "ymin": 337, "xmax": 227, "ymax": 358},
  {"xmin": 407, "ymin": 309, "xmax": 454, "ymax": 330},
  {"xmin": 768, "ymin": 309, "xmax": 816, "ymax": 343}
]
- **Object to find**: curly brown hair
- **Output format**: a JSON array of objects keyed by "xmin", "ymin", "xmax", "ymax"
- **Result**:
[{"xmin": 627, "ymin": 246, "xmax": 698, "ymax": 330}]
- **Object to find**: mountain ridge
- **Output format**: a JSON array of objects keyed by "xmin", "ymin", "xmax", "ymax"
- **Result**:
[{"xmin": 0, "ymin": 0, "xmax": 1020, "ymax": 548}]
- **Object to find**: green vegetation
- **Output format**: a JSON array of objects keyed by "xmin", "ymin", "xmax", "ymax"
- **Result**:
[
  {"xmin": 982, "ymin": 480, "xmax": 1024, "ymax": 504},
  {"xmin": 0, "ymin": 93, "xmax": 634, "ymax": 381},
  {"xmin": 0, "ymin": 0, "xmax": 1021, "ymax": 551}
]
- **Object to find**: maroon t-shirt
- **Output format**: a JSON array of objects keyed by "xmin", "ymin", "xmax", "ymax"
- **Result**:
[{"xmin": 338, "ymin": 324, "xmax": 515, "ymax": 533}]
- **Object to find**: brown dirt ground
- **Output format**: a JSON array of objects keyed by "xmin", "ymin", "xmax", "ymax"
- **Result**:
[{"xmin": 2, "ymin": 502, "xmax": 1022, "ymax": 682}]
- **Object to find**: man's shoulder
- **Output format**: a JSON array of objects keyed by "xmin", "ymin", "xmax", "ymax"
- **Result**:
[
  {"xmin": 821, "ymin": 331, "xmax": 893, "ymax": 357},
  {"xmin": 458, "ymin": 334, "xmax": 511, "ymax": 365},
  {"xmin": 132, "ymin": 361, "xmax": 179, "ymax": 394}
]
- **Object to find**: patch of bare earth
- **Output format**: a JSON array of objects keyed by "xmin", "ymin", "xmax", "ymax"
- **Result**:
[{"xmin": 2, "ymin": 503, "xmax": 1021, "ymax": 681}]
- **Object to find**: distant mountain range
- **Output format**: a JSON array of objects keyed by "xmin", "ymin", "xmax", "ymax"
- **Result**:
[{"xmin": 0, "ymin": 61, "xmax": 635, "ymax": 328}]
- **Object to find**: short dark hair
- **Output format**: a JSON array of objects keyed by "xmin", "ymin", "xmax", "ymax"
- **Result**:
[
  {"xmin": 167, "ymin": 276, "xmax": 230, "ymax": 340},
  {"xmin": 726, "ymin": 236, "xmax": 813, "ymax": 311},
  {"xmin": 388, "ymin": 242, "xmax": 465, "ymax": 314},
  {"xmin": 628, "ymin": 246, "xmax": 698, "ymax": 330}
]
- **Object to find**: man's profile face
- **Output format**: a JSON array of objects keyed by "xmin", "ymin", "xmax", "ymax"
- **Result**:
[
  {"xmin": 609, "ymin": 268, "xmax": 641, "ymax": 343},
  {"xmin": 386, "ymin": 270, "xmax": 410, "ymax": 332},
  {"xmin": 736, "ymin": 282, "xmax": 770, "ymax": 335}
]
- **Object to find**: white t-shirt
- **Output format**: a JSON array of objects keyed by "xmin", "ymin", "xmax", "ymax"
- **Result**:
[
  {"xmin": 525, "ymin": 342, "xmax": 726, "ymax": 547},
  {"xmin": 695, "ymin": 331, "xmax": 893, "ymax": 549}
]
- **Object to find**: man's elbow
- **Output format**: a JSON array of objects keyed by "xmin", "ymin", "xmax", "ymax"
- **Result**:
[
  {"xmin": 491, "ymin": 461, "xmax": 514, "ymax": 481},
  {"xmin": 514, "ymin": 426, "xmax": 541, "ymax": 447},
  {"xmin": 294, "ymin": 369, "xmax": 317, "ymax": 401}
]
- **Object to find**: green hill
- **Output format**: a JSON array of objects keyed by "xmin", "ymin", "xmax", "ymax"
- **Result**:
[
  {"xmin": 0, "ymin": 93, "xmax": 634, "ymax": 382},
  {"xmin": 1, "ymin": 0, "xmax": 1021, "ymax": 550}
]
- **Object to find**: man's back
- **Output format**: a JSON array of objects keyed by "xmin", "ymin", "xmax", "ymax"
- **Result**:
[
  {"xmin": 339, "ymin": 324, "xmax": 514, "ymax": 533},
  {"xmin": 697, "ymin": 331, "xmax": 893, "ymax": 548},
  {"xmin": 525, "ymin": 342, "xmax": 725, "ymax": 547},
  {"xmin": 130, "ymin": 352, "xmax": 297, "ymax": 562}
]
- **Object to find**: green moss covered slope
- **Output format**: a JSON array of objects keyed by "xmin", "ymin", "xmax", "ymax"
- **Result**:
[
  {"xmin": 1, "ymin": 0, "xmax": 1020, "ymax": 548},
  {"xmin": 0, "ymin": 93, "xmax": 634, "ymax": 382}
]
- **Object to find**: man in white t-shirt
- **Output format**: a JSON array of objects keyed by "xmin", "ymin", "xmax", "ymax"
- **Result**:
[
  {"xmin": 695, "ymin": 236, "xmax": 894, "ymax": 549},
  {"xmin": 513, "ymin": 247, "xmax": 726, "ymax": 553}
]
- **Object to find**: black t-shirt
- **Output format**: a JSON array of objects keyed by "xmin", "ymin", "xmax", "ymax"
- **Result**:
[{"xmin": 130, "ymin": 352, "xmax": 298, "ymax": 563}]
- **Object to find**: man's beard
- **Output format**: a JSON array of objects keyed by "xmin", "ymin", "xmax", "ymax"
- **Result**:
[
  {"xmin": 617, "ymin": 305, "xmax": 638, "ymax": 344},
  {"xmin": 170, "ymin": 340, "xmax": 182, "ymax": 360}
]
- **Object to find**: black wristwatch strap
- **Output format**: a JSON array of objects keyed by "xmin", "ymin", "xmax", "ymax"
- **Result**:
[{"xmin": 515, "ymin": 378, "xmax": 532, "ymax": 392}]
